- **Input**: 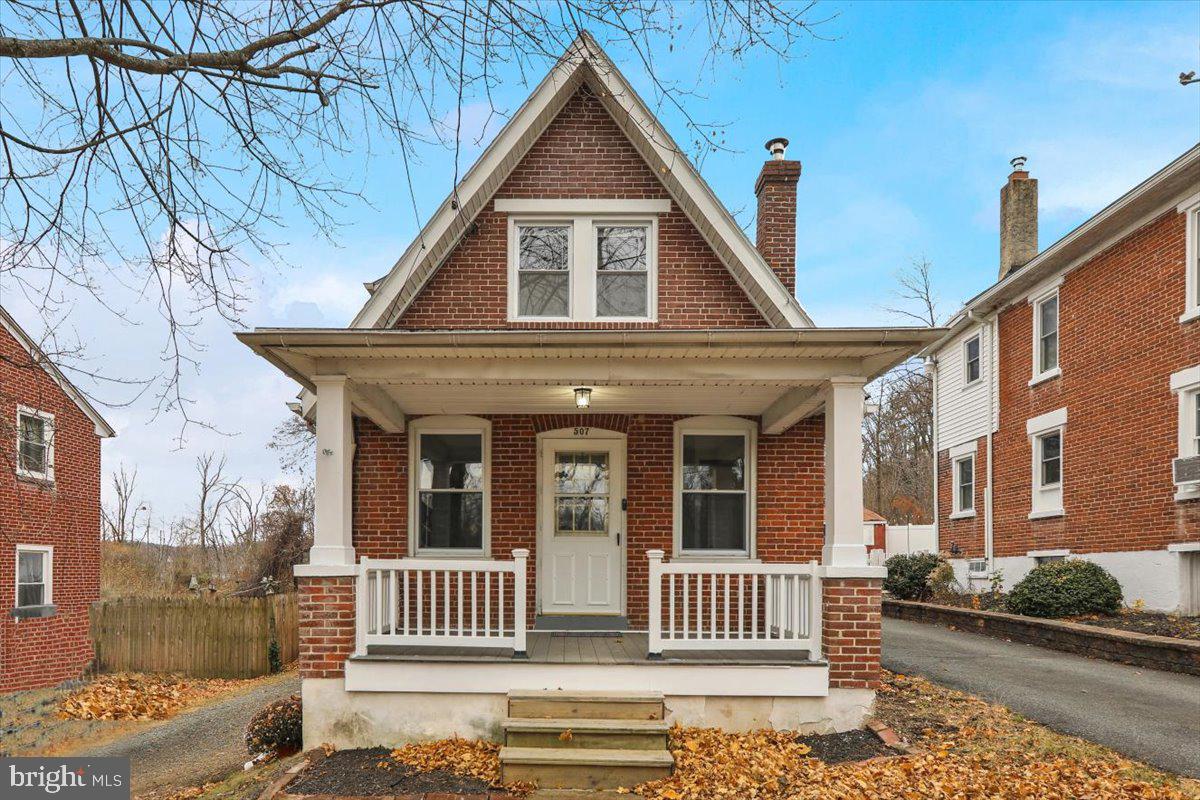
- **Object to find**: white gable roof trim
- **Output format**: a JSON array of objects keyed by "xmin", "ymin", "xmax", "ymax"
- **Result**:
[
  {"xmin": 352, "ymin": 32, "xmax": 813, "ymax": 331},
  {"xmin": 0, "ymin": 307, "xmax": 116, "ymax": 438}
]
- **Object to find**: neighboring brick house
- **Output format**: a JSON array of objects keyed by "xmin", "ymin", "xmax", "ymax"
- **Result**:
[
  {"xmin": 240, "ymin": 33, "xmax": 938, "ymax": 753},
  {"xmin": 0, "ymin": 306, "xmax": 114, "ymax": 693},
  {"xmin": 930, "ymin": 147, "xmax": 1200, "ymax": 613}
]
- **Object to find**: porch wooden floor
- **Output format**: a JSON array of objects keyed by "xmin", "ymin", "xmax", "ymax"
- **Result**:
[{"xmin": 361, "ymin": 632, "xmax": 820, "ymax": 665}]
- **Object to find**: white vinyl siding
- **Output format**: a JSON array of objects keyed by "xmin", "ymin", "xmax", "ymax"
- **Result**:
[{"xmin": 934, "ymin": 321, "xmax": 998, "ymax": 454}]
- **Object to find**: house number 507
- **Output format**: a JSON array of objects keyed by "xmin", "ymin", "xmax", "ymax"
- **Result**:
[{"xmin": 573, "ymin": 427, "xmax": 590, "ymax": 436}]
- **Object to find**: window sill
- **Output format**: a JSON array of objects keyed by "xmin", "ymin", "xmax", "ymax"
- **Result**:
[
  {"xmin": 1174, "ymin": 484, "xmax": 1200, "ymax": 502},
  {"xmin": 411, "ymin": 550, "xmax": 492, "ymax": 560},
  {"xmin": 15, "ymin": 470, "xmax": 54, "ymax": 487},
  {"xmin": 10, "ymin": 604, "xmax": 56, "ymax": 619},
  {"xmin": 948, "ymin": 510, "xmax": 976, "ymax": 520},
  {"xmin": 1027, "ymin": 509, "xmax": 1065, "ymax": 520},
  {"xmin": 670, "ymin": 553, "xmax": 758, "ymax": 563},
  {"xmin": 1028, "ymin": 368, "xmax": 1061, "ymax": 388},
  {"xmin": 1179, "ymin": 307, "xmax": 1200, "ymax": 325}
]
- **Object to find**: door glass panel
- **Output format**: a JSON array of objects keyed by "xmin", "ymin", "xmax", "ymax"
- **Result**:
[{"xmin": 554, "ymin": 451, "xmax": 609, "ymax": 536}]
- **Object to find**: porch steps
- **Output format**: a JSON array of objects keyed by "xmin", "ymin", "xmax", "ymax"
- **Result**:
[{"xmin": 500, "ymin": 690, "xmax": 674, "ymax": 790}]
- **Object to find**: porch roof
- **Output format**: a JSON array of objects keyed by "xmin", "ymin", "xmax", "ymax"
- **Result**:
[{"xmin": 236, "ymin": 326, "xmax": 943, "ymax": 433}]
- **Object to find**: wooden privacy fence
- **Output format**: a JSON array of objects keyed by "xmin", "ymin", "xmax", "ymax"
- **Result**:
[{"xmin": 90, "ymin": 594, "xmax": 298, "ymax": 678}]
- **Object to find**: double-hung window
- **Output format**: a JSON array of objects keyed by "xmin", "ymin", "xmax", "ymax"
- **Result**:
[
  {"xmin": 1181, "ymin": 195, "xmax": 1200, "ymax": 323},
  {"xmin": 1032, "ymin": 290, "xmax": 1059, "ymax": 383},
  {"xmin": 410, "ymin": 417, "xmax": 490, "ymax": 555},
  {"xmin": 1170, "ymin": 365, "xmax": 1200, "ymax": 499},
  {"xmin": 1027, "ymin": 407, "xmax": 1066, "ymax": 518},
  {"xmin": 963, "ymin": 334, "xmax": 981, "ymax": 385},
  {"xmin": 953, "ymin": 455, "xmax": 975, "ymax": 515},
  {"xmin": 16, "ymin": 406, "xmax": 54, "ymax": 482},
  {"xmin": 674, "ymin": 417, "xmax": 756, "ymax": 557},
  {"xmin": 16, "ymin": 545, "xmax": 52, "ymax": 608},
  {"xmin": 503, "ymin": 200, "xmax": 665, "ymax": 322}
]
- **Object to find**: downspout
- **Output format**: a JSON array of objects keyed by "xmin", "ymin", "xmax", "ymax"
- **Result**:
[
  {"xmin": 929, "ymin": 356, "xmax": 939, "ymax": 550},
  {"xmin": 967, "ymin": 309, "xmax": 997, "ymax": 574}
]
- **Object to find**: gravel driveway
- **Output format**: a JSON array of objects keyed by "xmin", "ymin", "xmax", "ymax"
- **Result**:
[
  {"xmin": 76, "ymin": 671, "xmax": 300, "ymax": 795},
  {"xmin": 883, "ymin": 617, "xmax": 1200, "ymax": 777}
]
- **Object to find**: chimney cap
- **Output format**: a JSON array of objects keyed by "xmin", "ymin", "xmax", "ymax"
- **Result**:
[
  {"xmin": 765, "ymin": 137, "xmax": 790, "ymax": 160},
  {"xmin": 1010, "ymin": 155, "xmax": 1028, "ymax": 172}
]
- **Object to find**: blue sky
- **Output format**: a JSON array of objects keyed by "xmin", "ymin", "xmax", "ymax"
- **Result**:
[{"xmin": 6, "ymin": 1, "xmax": 1198, "ymax": 523}]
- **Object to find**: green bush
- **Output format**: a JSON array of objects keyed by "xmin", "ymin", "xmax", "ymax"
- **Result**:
[
  {"xmin": 246, "ymin": 694, "xmax": 302, "ymax": 755},
  {"xmin": 1006, "ymin": 560, "xmax": 1123, "ymax": 618},
  {"xmin": 883, "ymin": 552, "xmax": 944, "ymax": 600}
]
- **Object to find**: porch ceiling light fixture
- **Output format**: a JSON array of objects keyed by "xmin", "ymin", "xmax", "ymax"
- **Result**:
[{"xmin": 574, "ymin": 387, "xmax": 593, "ymax": 410}]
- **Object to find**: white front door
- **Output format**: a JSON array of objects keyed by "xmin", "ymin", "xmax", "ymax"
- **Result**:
[{"xmin": 539, "ymin": 437, "xmax": 624, "ymax": 615}]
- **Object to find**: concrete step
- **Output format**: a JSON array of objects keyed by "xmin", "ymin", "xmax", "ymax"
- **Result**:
[
  {"xmin": 508, "ymin": 689, "xmax": 664, "ymax": 721},
  {"xmin": 500, "ymin": 746, "xmax": 674, "ymax": 790},
  {"xmin": 503, "ymin": 716, "xmax": 670, "ymax": 750}
]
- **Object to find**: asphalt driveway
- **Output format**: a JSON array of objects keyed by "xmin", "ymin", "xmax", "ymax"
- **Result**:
[
  {"xmin": 883, "ymin": 617, "xmax": 1200, "ymax": 778},
  {"xmin": 76, "ymin": 671, "xmax": 300, "ymax": 795}
]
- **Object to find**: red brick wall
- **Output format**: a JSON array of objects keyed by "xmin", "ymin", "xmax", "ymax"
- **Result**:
[
  {"xmin": 349, "ymin": 413, "xmax": 825, "ymax": 630},
  {"xmin": 822, "ymin": 578, "xmax": 882, "ymax": 689},
  {"xmin": 0, "ymin": 325, "xmax": 102, "ymax": 693},
  {"xmin": 755, "ymin": 160, "xmax": 800, "ymax": 296},
  {"xmin": 297, "ymin": 576, "xmax": 356, "ymax": 679},
  {"xmin": 394, "ymin": 87, "xmax": 771, "ymax": 330},
  {"xmin": 935, "ymin": 437, "xmax": 988, "ymax": 558},
  {"xmin": 973, "ymin": 208, "xmax": 1200, "ymax": 558}
]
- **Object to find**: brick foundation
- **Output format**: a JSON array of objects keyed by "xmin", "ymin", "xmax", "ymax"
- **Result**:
[{"xmin": 822, "ymin": 578, "xmax": 882, "ymax": 689}]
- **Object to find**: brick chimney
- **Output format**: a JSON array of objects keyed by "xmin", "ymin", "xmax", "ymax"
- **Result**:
[
  {"xmin": 755, "ymin": 137, "xmax": 801, "ymax": 295},
  {"xmin": 999, "ymin": 156, "xmax": 1038, "ymax": 279}
]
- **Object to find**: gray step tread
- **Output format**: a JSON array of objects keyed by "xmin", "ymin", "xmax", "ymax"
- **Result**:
[
  {"xmin": 503, "ymin": 717, "xmax": 670, "ymax": 733},
  {"xmin": 499, "ymin": 746, "xmax": 674, "ymax": 767},
  {"xmin": 508, "ymin": 689, "xmax": 663, "ymax": 703}
]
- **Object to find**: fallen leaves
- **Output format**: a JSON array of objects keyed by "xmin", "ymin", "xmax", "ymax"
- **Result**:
[
  {"xmin": 57, "ymin": 673, "xmax": 241, "ymax": 721},
  {"xmin": 389, "ymin": 737, "xmax": 534, "ymax": 796}
]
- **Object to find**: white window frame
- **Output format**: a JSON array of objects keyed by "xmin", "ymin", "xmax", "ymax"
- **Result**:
[
  {"xmin": 15, "ymin": 544, "xmax": 53, "ymax": 608},
  {"xmin": 672, "ymin": 416, "xmax": 757, "ymax": 559},
  {"xmin": 15, "ymin": 406, "xmax": 54, "ymax": 483},
  {"xmin": 1170, "ymin": 364, "xmax": 1200, "ymax": 501},
  {"xmin": 951, "ymin": 454, "xmax": 976, "ymax": 518},
  {"xmin": 1179, "ymin": 193, "xmax": 1200, "ymax": 324},
  {"xmin": 962, "ymin": 334, "xmax": 982, "ymax": 386},
  {"xmin": 1026, "ymin": 407, "xmax": 1067, "ymax": 519},
  {"xmin": 407, "ymin": 415, "xmax": 492, "ymax": 557},
  {"xmin": 1030, "ymin": 287, "xmax": 1061, "ymax": 386},
  {"xmin": 506, "ymin": 213, "xmax": 660, "ymax": 323}
]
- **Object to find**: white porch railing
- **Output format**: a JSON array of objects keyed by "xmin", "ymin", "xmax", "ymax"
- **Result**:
[
  {"xmin": 356, "ymin": 549, "xmax": 528, "ymax": 655},
  {"xmin": 646, "ymin": 550, "xmax": 821, "ymax": 658}
]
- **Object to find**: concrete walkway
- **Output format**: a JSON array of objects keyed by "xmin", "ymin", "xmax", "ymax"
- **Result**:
[
  {"xmin": 883, "ymin": 617, "xmax": 1200, "ymax": 778},
  {"xmin": 78, "ymin": 671, "xmax": 300, "ymax": 795}
]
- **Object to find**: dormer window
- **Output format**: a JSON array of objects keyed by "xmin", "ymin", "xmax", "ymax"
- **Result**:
[{"xmin": 500, "ymin": 199, "xmax": 665, "ymax": 322}]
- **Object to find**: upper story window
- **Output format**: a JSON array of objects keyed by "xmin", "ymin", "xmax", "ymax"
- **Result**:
[
  {"xmin": 1181, "ymin": 195, "xmax": 1200, "ymax": 323},
  {"xmin": 16, "ymin": 545, "xmax": 52, "ymax": 608},
  {"xmin": 673, "ymin": 416, "xmax": 756, "ymax": 558},
  {"xmin": 1031, "ymin": 289, "xmax": 1060, "ymax": 384},
  {"xmin": 16, "ymin": 406, "xmax": 54, "ymax": 483},
  {"xmin": 500, "ymin": 200, "xmax": 666, "ymax": 323},
  {"xmin": 1026, "ymin": 407, "xmax": 1067, "ymax": 519},
  {"xmin": 409, "ymin": 416, "xmax": 491, "ymax": 555},
  {"xmin": 963, "ymin": 334, "xmax": 982, "ymax": 385}
]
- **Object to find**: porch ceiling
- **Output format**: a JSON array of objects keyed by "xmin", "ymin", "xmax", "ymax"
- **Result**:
[{"xmin": 236, "ymin": 327, "xmax": 944, "ymax": 432}]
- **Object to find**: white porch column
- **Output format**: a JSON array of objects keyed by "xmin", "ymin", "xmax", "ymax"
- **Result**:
[
  {"xmin": 311, "ymin": 375, "xmax": 355, "ymax": 566},
  {"xmin": 823, "ymin": 376, "xmax": 868, "ymax": 567}
]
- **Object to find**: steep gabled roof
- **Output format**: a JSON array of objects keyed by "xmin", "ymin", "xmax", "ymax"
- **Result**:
[
  {"xmin": 0, "ymin": 306, "xmax": 116, "ymax": 438},
  {"xmin": 352, "ymin": 31, "xmax": 813, "ymax": 330}
]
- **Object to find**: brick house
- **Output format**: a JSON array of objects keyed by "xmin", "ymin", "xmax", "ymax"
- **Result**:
[
  {"xmin": 1, "ymin": 306, "xmax": 114, "ymax": 693},
  {"xmin": 239, "ymin": 34, "xmax": 938, "ymax": 755},
  {"xmin": 929, "ymin": 147, "xmax": 1200, "ymax": 613}
]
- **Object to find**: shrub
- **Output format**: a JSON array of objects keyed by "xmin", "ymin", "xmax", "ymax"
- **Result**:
[
  {"xmin": 246, "ymin": 694, "xmax": 302, "ymax": 755},
  {"xmin": 1005, "ymin": 560, "xmax": 1123, "ymax": 618},
  {"xmin": 883, "ymin": 552, "xmax": 944, "ymax": 600}
]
